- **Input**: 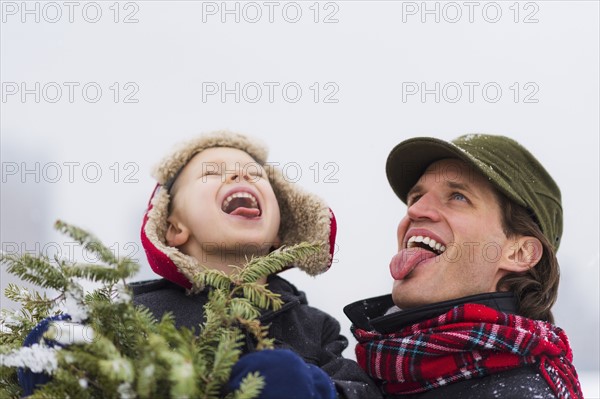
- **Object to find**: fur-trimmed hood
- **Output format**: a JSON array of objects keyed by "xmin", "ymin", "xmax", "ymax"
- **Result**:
[{"xmin": 140, "ymin": 130, "xmax": 336, "ymax": 290}]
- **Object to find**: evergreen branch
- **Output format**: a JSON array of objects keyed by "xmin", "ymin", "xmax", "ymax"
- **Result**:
[
  {"xmin": 63, "ymin": 262, "xmax": 137, "ymax": 284},
  {"xmin": 87, "ymin": 302, "xmax": 144, "ymax": 356},
  {"xmin": 54, "ymin": 220, "xmax": 119, "ymax": 267},
  {"xmin": 0, "ymin": 367, "xmax": 20, "ymax": 399},
  {"xmin": 194, "ymin": 269, "xmax": 233, "ymax": 291},
  {"xmin": 1, "ymin": 288, "xmax": 61, "ymax": 335},
  {"xmin": 237, "ymin": 319, "xmax": 274, "ymax": 351},
  {"xmin": 168, "ymin": 358, "xmax": 198, "ymax": 399},
  {"xmin": 117, "ymin": 258, "xmax": 140, "ymax": 283},
  {"xmin": 200, "ymin": 290, "xmax": 230, "ymax": 338},
  {"xmin": 4, "ymin": 285, "xmax": 62, "ymax": 310},
  {"xmin": 1, "ymin": 220, "xmax": 319, "ymax": 399},
  {"xmin": 98, "ymin": 355, "xmax": 134, "ymax": 384},
  {"xmin": 48, "ymin": 351, "xmax": 104, "ymax": 395},
  {"xmin": 228, "ymin": 298, "xmax": 261, "ymax": 321},
  {"xmin": 28, "ymin": 376, "xmax": 91, "ymax": 399},
  {"xmin": 239, "ymin": 285, "xmax": 283, "ymax": 311},
  {"xmin": 203, "ymin": 329, "xmax": 244, "ymax": 398},
  {"xmin": 143, "ymin": 331, "xmax": 201, "ymax": 398},
  {"xmin": 136, "ymin": 363, "xmax": 162, "ymax": 399},
  {"xmin": 0, "ymin": 253, "xmax": 67, "ymax": 291},
  {"xmin": 229, "ymin": 371, "xmax": 265, "ymax": 399},
  {"xmin": 237, "ymin": 243, "xmax": 322, "ymax": 283}
]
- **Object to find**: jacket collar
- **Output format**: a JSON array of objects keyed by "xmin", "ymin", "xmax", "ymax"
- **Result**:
[
  {"xmin": 266, "ymin": 274, "xmax": 307, "ymax": 305},
  {"xmin": 129, "ymin": 275, "xmax": 307, "ymax": 306},
  {"xmin": 344, "ymin": 292, "xmax": 518, "ymax": 334}
]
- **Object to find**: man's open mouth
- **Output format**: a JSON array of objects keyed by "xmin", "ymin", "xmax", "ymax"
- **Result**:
[
  {"xmin": 221, "ymin": 192, "xmax": 261, "ymax": 217},
  {"xmin": 406, "ymin": 235, "xmax": 447, "ymax": 255},
  {"xmin": 390, "ymin": 234, "xmax": 448, "ymax": 280}
]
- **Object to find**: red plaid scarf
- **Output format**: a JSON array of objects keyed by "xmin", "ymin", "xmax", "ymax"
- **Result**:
[{"xmin": 354, "ymin": 303, "xmax": 583, "ymax": 398}]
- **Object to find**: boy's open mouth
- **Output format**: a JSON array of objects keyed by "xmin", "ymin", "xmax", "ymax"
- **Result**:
[{"xmin": 221, "ymin": 192, "xmax": 261, "ymax": 217}]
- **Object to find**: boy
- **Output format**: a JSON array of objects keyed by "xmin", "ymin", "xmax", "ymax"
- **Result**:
[{"xmin": 133, "ymin": 130, "xmax": 380, "ymax": 398}]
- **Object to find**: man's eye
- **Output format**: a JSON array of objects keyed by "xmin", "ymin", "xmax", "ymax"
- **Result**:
[
  {"xmin": 451, "ymin": 192, "xmax": 467, "ymax": 202},
  {"xmin": 407, "ymin": 194, "xmax": 421, "ymax": 206}
]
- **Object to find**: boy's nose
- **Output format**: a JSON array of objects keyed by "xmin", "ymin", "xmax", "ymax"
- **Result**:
[
  {"xmin": 225, "ymin": 172, "xmax": 254, "ymax": 183},
  {"xmin": 225, "ymin": 173, "xmax": 240, "ymax": 182}
]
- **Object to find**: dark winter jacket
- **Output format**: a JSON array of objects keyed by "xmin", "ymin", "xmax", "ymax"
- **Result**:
[
  {"xmin": 344, "ymin": 293, "xmax": 557, "ymax": 399},
  {"xmin": 131, "ymin": 274, "xmax": 382, "ymax": 399}
]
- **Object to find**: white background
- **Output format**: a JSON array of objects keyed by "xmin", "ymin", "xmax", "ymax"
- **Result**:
[{"xmin": 1, "ymin": 1, "xmax": 598, "ymax": 396}]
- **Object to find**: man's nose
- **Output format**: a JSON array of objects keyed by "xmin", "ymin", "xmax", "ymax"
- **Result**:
[{"xmin": 407, "ymin": 192, "xmax": 440, "ymax": 221}]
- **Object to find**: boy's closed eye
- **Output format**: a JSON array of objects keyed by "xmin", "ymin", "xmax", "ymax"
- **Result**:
[{"xmin": 203, "ymin": 170, "xmax": 220, "ymax": 176}]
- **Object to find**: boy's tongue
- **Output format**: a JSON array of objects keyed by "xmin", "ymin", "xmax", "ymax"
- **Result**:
[
  {"xmin": 389, "ymin": 248, "xmax": 437, "ymax": 280},
  {"xmin": 229, "ymin": 207, "xmax": 260, "ymax": 217}
]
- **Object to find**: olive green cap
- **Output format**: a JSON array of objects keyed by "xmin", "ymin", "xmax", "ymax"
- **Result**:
[{"xmin": 386, "ymin": 134, "xmax": 563, "ymax": 251}]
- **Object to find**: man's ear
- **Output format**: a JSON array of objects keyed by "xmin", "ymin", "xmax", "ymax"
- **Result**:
[
  {"xmin": 501, "ymin": 236, "xmax": 543, "ymax": 273},
  {"xmin": 166, "ymin": 217, "xmax": 190, "ymax": 247}
]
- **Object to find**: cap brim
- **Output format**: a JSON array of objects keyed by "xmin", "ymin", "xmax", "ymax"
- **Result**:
[{"xmin": 386, "ymin": 137, "xmax": 494, "ymax": 204}]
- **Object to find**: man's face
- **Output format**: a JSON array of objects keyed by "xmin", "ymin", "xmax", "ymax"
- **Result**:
[
  {"xmin": 390, "ymin": 158, "xmax": 514, "ymax": 308},
  {"xmin": 168, "ymin": 147, "xmax": 281, "ymax": 262}
]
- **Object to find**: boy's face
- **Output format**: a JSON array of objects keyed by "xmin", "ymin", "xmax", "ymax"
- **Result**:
[
  {"xmin": 167, "ymin": 147, "xmax": 281, "ymax": 264},
  {"xmin": 390, "ymin": 158, "xmax": 518, "ymax": 308}
]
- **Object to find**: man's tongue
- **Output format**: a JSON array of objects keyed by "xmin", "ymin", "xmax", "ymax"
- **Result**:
[
  {"xmin": 229, "ymin": 207, "xmax": 260, "ymax": 217},
  {"xmin": 389, "ymin": 248, "xmax": 437, "ymax": 280}
]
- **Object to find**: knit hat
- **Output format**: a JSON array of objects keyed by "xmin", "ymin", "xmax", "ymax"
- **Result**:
[
  {"xmin": 141, "ymin": 130, "xmax": 337, "ymax": 290},
  {"xmin": 386, "ymin": 134, "xmax": 563, "ymax": 250}
]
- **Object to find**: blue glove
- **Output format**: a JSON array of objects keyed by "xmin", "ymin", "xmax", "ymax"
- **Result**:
[
  {"xmin": 18, "ymin": 314, "xmax": 70, "ymax": 397},
  {"xmin": 228, "ymin": 349, "xmax": 337, "ymax": 399}
]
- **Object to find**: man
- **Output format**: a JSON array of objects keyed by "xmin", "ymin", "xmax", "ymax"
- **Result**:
[{"xmin": 344, "ymin": 134, "xmax": 583, "ymax": 399}]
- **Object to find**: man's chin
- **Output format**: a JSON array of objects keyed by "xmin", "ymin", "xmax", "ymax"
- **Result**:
[
  {"xmin": 391, "ymin": 282, "xmax": 436, "ymax": 310},
  {"xmin": 391, "ymin": 293, "xmax": 427, "ymax": 310}
]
